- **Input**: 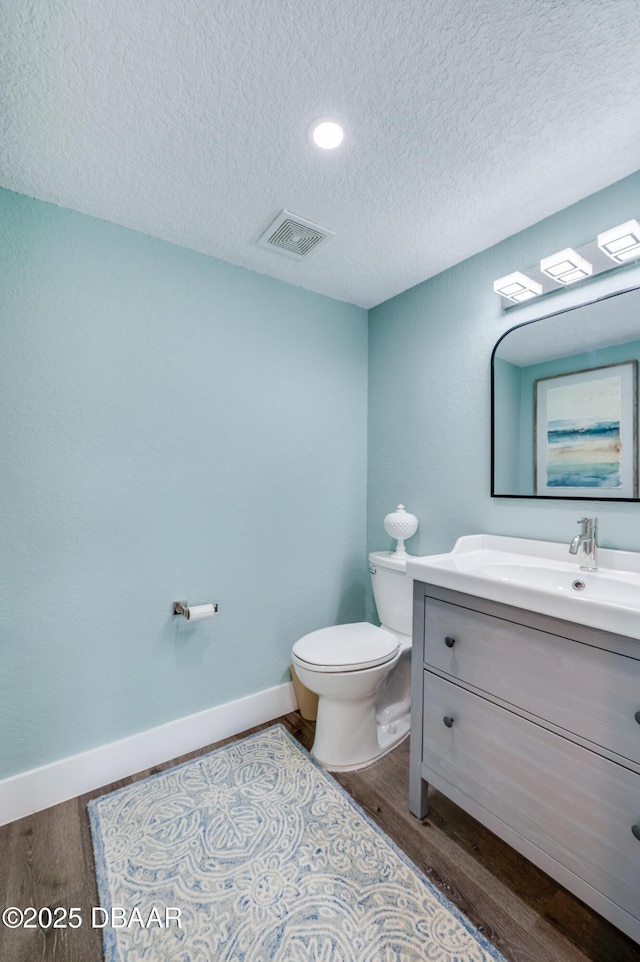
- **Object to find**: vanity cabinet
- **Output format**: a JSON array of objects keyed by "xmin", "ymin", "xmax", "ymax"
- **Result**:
[{"xmin": 409, "ymin": 582, "xmax": 640, "ymax": 943}]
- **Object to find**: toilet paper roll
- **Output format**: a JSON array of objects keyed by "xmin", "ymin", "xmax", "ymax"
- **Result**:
[{"xmin": 186, "ymin": 603, "xmax": 216, "ymax": 622}]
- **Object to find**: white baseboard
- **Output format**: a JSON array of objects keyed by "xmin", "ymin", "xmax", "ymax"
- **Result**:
[{"xmin": 0, "ymin": 682, "xmax": 298, "ymax": 827}]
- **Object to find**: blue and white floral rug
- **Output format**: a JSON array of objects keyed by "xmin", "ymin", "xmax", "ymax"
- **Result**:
[{"xmin": 89, "ymin": 724, "xmax": 506, "ymax": 961}]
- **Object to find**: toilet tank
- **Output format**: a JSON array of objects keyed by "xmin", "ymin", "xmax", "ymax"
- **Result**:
[{"xmin": 368, "ymin": 551, "xmax": 413, "ymax": 637}]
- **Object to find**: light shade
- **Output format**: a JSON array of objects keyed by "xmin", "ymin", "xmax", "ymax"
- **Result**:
[
  {"xmin": 597, "ymin": 219, "xmax": 640, "ymax": 263},
  {"xmin": 540, "ymin": 248, "xmax": 592, "ymax": 285},
  {"xmin": 493, "ymin": 271, "xmax": 542, "ymax": 302},
  {"xmin": 310, "ymin": 119, "xmax": 344, "ymax": 149}
]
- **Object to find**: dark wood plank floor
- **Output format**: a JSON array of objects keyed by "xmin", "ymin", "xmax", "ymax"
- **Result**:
[{"xmin": 1, "ymin": 712, "xmax": 639, "ymax": 962}]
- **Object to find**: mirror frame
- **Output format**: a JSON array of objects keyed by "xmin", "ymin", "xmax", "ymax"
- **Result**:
[{"xmin": 491, "ymin": 284, "xmax": 640, "ymax": 501}]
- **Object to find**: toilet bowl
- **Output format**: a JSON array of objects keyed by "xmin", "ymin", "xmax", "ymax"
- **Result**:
[{"xmin": 291, "ymin": 551, "xmax": 413, "ymax": 771}]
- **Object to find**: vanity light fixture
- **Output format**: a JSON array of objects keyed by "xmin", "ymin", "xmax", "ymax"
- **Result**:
[
  {"xmin": 493, "ymin": 271, "xmax": 543, "ymax": 303},
  {"xmin": 597, "ymin": 219, "xmax": 640, "ymax": 263},
  {"xmin": 540, "ymin": 248, "xmax": 593, "ymax": 285},
  {"xmin": 494, "ymin": 215, "xmax": 640, "ymax": 308},
  {"xmin": 309, "ymin": 118, "xmax": 344, "ymax": 150}
]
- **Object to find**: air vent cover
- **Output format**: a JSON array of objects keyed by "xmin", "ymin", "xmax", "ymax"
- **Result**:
[{"xmin": 258, "ymin": 210, "xmax": 335, "ymax": 259}]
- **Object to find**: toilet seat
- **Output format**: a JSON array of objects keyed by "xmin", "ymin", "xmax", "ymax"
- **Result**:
[{"xmin": 292, "ymin": 622, "xmax": 399, "ymax": 673}]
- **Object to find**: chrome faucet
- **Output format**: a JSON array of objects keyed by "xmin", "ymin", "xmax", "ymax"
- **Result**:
[{"xmin": 569, "ymin": 517, "xmax": 598, "ymax": 570}]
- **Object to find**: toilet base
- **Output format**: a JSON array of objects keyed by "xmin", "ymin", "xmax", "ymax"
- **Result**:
[
  {"xmin": 309, "ymin": 683, "xmax": 410, "ymax": 772},
  {"xmin": 319, "ymin": 719, "xmax": 410, "ymax": 772}
]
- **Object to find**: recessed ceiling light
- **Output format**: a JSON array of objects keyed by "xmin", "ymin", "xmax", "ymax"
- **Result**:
[{"xmin": 310, "ymin": 119, "xmax": 344, "ymax": 150}]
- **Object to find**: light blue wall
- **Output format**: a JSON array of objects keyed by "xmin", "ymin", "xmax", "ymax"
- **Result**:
[
  {"xmin": 492, "ymin": 356, "xmax": 522, "ymax": 493},
  {"xmin": 0, "ymin": 189, "xmax": 368, "ymax": 779},
  {"xmin": 5, "ymin": 169, "xmax": 640, "ymax": 780},
  {"xmin": 367, "ymin": 170, "xmax": 640, "ymax": 586}
]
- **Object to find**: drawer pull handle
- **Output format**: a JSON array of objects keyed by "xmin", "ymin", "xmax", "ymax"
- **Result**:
[
  {"xmin": 635, "ymin": 711, "xmax": 640, "ymax": 726},
  {"xmin": 444, "ymin": 636, "xmax": 456, "ymax": 648},
  {"xmin": 632, "ymin": 825, "xmax": 640, "ymax": 842},
  {"xmin": 443, "ymin": 716, "xmax": 454, "ymax": 728}
]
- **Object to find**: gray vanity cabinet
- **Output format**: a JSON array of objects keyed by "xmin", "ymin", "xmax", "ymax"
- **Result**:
[{"xmin": 409, "ymin": 581, "xmax": 640, "ymax": 943}]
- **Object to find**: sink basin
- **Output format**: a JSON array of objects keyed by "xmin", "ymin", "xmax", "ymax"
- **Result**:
[
  {"xmin": 406, "ymin": 534, "xmax": 640, "ymax": 640},
  {"xmin": 477, "ymin": 561, "xmax": 640, "ymax": 602}
]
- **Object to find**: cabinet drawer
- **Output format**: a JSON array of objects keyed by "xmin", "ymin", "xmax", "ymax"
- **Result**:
[
  {"xmin": 423, "ymin": 671, "xmax": 640, "ymax": 921},
  {"xmin": 424, "ymin": 596, "xmax": 640, "ymax": 765}
]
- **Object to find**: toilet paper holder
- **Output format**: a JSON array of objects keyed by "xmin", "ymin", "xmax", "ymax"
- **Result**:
[{"xmin": 173, "ymin": 600, "xmax": 219, "ymax": 620}]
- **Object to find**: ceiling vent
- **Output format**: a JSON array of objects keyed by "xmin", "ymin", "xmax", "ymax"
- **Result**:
[{"xmin": 258, "ymin": 210, "xmax": 335, "ymax": 259}]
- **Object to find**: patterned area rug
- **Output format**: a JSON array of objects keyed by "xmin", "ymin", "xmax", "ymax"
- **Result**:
[{"xmin": 89, "ymin": 724, "xmax": 506, "ymax": 961}]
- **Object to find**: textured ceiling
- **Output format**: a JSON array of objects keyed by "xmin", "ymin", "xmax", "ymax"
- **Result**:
[{"xmin": 1, "ymin": 0, "xmax": 640, "ymax": 308}]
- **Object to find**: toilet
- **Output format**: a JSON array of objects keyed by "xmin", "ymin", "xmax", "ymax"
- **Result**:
[{"xmin": 291, "ymin": 550, "xmax": 413, "ymax": 771}]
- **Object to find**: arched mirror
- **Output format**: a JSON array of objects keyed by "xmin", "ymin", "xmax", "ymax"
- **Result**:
[{"xmin": 492, "ymin": 285, "xmax": 640, "ymax": 500}]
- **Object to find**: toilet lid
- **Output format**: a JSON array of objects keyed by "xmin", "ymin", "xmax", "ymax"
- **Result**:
[{"xmin": 292, "ymin": 622, "xmax": 400, "ymax": 672}]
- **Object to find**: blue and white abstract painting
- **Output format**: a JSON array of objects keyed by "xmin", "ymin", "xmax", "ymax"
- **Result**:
[
  {"xmin": 536, "ymin": 362, "xmax": 637, "ymax": 498},
  {"xmin": 546, "ymin": 375, "xmax": 621, "ymax": 488}
]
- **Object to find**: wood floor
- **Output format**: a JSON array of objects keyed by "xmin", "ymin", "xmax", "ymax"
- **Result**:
[{"xmin": 1, "ymin": 712, "xmax": 639, "ymax": 962}]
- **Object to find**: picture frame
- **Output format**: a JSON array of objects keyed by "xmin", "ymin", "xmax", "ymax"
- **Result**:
[{"xmin": 535, "ymin": 361, "xmax": 638, "ymax": 498}]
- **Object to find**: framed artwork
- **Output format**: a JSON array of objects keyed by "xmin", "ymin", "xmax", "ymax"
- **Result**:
[{"xmin": 535, "ymin": 361, "xmax": 638, "ymax": 497}]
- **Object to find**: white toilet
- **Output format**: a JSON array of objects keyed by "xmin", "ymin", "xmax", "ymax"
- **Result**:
[{"xmin": 291, "ymin": 550, "xmax": 413, "ymax": 771}]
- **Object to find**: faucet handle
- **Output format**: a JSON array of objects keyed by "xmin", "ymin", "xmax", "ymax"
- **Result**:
[{"xmin": 578, "ymin": 516, "xmax": 598, "ymax": 533}]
